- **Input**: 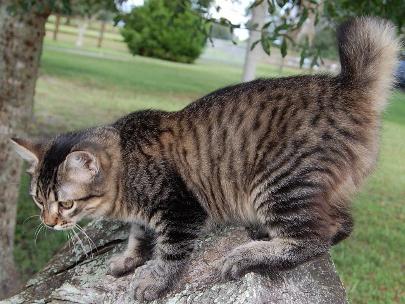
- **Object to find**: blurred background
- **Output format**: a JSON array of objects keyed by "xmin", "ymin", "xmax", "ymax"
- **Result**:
[{"xmin": 0, "ymin": 0, "xmax": 404, "ymax": 303}]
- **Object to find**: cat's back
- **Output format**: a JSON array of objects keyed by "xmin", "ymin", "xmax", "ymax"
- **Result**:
[{"xmin": 170, "ymin": 74, "xmax": 376, "ymax": 221}]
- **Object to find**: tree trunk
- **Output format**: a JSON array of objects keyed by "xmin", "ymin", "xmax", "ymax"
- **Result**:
[
  {"xmin": 2, "ymin": 221, "xmax": 348, "ymax": 303},
  {"xmin": 97, "ymin": 20, "xmax": 106, "ymax": 48},
  {"xmin": 0, "ymin": 2, "xmax": 49, "ymax": 299},
  {"xmin": 53, "ymin": 14, "xmax": 61, "ymax": 41},
  {"xmin": 242, "ymin": 1, "xmax": 268, "ymax": 82},
  {"xmin": 76, "ymin": 17, "xmax": 89, "ymax": 48}
]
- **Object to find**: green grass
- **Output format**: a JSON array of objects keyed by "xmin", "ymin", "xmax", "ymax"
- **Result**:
[{"xmin": 14, "ymin": 41, "xmax": 405, "ymax": 303}]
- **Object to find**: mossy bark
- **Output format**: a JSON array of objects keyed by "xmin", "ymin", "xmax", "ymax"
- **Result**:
[{"xmin": 3, "ymin": 221, "xmax": 347, "ymax": 304}]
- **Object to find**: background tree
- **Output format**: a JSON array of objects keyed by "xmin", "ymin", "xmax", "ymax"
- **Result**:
[
  {"xmin": 120, "ymin": 0, "xmax": 208, "ymax": 63},
  {"xmin": 97, "ymin": 10, "xmax": 114, "ymax": 48},
  {"xmin": 242, "ymin": 0, "xmax": 269, "ymax": 82},
  {"xmin": 72, "ymin": 0, "xmax": 119, "ymax": 48},
  {"xmin": 0, "ymin": 1, "xmax": 51, "ymax": 298},
  {"xmin": 0, "ymin": 0, "xmax": 125, "ymax": 299}
]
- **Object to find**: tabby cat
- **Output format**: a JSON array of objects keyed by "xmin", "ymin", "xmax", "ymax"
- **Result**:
[{"xmin": 12, "ymin": 17, "xmax": 399, "ymax": 302}]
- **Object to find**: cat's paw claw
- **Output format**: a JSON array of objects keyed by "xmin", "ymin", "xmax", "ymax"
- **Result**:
[{"xmin": 108, "ymin": 254, "xmax": 142, "ymax": 278}]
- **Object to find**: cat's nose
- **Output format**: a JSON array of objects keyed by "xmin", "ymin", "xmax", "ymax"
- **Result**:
[
  {"xmin": 45, "ymin": 222, "xmax": 56, "ymax": 228},
  {"xmin": 42, "ymin": 214, "xmax": 58, "ymax": 228}
]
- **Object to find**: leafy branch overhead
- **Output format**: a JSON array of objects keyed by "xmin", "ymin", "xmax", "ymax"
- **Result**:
[
  {"xmin": 9, "ymin": 0, "xmax": 405, "ymax": 68},
  {"xmin": 203, "ymin": 0, "xmax": 404, "ymax": 68},
  {"xmin": 7, "ymin": 0, "xmax": 126, "ymax": 16}
]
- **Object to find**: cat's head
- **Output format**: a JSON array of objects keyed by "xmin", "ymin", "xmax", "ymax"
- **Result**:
[{"xmin": 11, "ymin": 127, "xmax": 121, "ymax": 230}]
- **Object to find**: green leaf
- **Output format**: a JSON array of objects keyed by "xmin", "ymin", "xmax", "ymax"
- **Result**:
[
  {"xmin": 267, "ymin": 0, "xmax": 275, "ymax": 14},
  {"xmin": 276, "ymin": 0, "xmax": 288, "ymax": 7},
  {"xmin": 261, "ymin": 37, "xmax": 271, "ymax": 55},
  {"xmin": 262, "ymin": 21, "xmax": 272, "ymax": 30},
  {"xmin": 274, "ymin": 23, "xmax": 290, "ymax": 34},
  {"xmin": 249, "ymin": 0, "xmax": 265, "ymax": 9},
  {"xmin": 299, "ymin": 52, "xmax": 306, "ymax": 68},
  {"xmin": 280, "ymin": 37, "xmax": 287, "ymax": 58},
  {"xmin": 250, "ymin": 39, "xmax": 261, "ymax": 51},
  {"xmin": 297, "ymin": 7, "xmax": 308, "ymax": 28},
  {"xmin": 299, "ymin": 38, "xmax": 309, "ymax": 68}
]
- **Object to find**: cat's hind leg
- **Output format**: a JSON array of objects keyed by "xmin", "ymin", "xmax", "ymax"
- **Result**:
[
  {"xmin": 221, "ymin": 236, "xmax": 330, "ymax": 280},
  {"xmin": 108, "ymin": 222, "xmax": 155, "ymax": 277},
  {"xmin": 221, "ymin": 186, "xmax": 336, "ymax": 280}
]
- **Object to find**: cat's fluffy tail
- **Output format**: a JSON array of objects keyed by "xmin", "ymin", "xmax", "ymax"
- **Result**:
[{"xmin": 337, "ymin": 17, "xmax": 400, "ymax": 111}]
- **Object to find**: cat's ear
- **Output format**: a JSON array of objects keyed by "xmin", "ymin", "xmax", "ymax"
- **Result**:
[
  {"xmin": 63, "ymin": 151, "xmax": 99, "ymax": 183},
  {"xmin": 10, "ymin": 138, "xmax": 42, "ymax": 173}
]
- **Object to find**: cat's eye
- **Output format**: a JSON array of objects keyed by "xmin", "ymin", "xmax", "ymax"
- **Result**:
[{"xmin": 59, "ymin": 201, "xmax": 74, "ymax": 209}]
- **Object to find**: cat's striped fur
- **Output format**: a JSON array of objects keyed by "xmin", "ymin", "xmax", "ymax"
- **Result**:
[{"xmin": 12, "ymin": 17, "xmax": 400, "ymax": 301}]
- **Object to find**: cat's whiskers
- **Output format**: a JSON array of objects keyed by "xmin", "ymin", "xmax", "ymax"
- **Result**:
[
  {"xmin": 23, "ymin": 214, "xmax": 40, "ymax": 225},
  {"xmin": 34, "ymin": 223, "xmax": 45, "ymax": 246},
  {"xmin": 75, "ymin": 224, "xmax": 97, "ymax": 255},
  {"xmin": 68, "ymin": 231, "xmax": 74, "ymax": 248},
  {"xmin": 33, "ymin": 223, "xmax": 42, "ymax": 242},
  {"xmin": 65, "ymin": 231, "xmax": 71, "ymax": 249},
  {"xmin": 72, "ymin": 228, "xmax": 88, "ymax": 257}
]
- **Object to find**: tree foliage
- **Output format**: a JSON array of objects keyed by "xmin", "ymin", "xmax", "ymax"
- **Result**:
[
  {"xmin": 217, "ymin": 0, "xmax": 404, "ymax": 68},
  {"xmin": 7, "ymin": 0, "xmax": 125, "ymax": 16},
  {"xmin": 119, "ymin": 0, "xmax": 208, "ymax": 63},
  {"xmin": 324, "ymin": 0, "xmax": 405, "ymax": 33}
]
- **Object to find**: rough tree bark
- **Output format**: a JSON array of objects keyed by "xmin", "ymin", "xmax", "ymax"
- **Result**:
[
  {"xmin": 0, "ymin": 2, "xmax": 50, "ymax": 299},
  {"xmin": 2, "ymin": 221, "xmax": 348, "ymax": 303},
  {"xmin": 242, "ymin": 1, "xmax": 268, "ymax": 82}
]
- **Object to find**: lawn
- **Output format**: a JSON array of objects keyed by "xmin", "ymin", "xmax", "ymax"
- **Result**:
[{"xmin": 14, "ymin": 44, "xmax": 404, "ymax": 304}]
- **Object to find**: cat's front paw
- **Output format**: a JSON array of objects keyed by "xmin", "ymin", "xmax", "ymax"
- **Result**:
[
  {"xmin": 107, "ymin": 253, "xmax": 144, "ymax": 278},
  {"xmin": 130, "ymin": 260, "xmax": 176, "ymax": 302}
]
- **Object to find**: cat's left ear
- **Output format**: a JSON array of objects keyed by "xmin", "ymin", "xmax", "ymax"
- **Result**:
[
  {"xmin": 63, "ymin": 151, "xmax": 99, "ymax": 183},
  {"xmin": 10, "ymin": 138, "xmax": 42, "ymax": 173}
]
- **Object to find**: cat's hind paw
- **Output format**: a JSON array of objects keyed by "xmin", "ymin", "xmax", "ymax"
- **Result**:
[{"xmin": 220, "ymin": 244, "xmax": 258, "ymax": 281}]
